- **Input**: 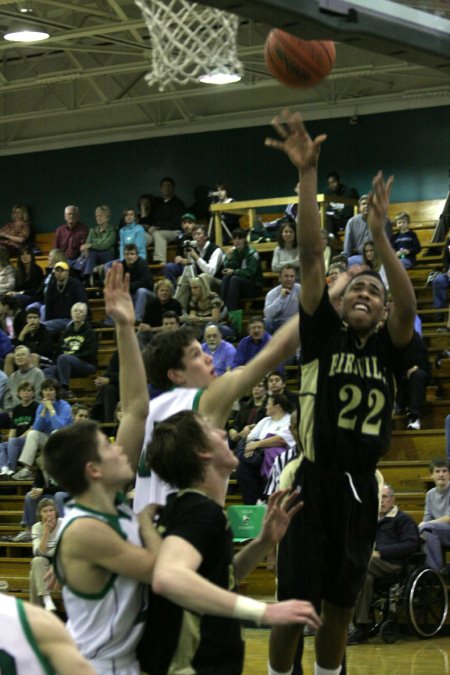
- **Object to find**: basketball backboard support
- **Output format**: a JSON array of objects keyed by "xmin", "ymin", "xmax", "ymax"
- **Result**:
[{"xmin": 198, "ymin": 0, "xmax": 450, "ymax": 71}]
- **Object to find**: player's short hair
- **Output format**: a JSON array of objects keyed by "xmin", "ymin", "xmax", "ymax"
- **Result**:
[
  {"xmin": 429, "ymin": 458, "xmax": 449, "ymax": 472},
  {"xmin": 345, "ymin": 270, "xmax": 387, "ymax": 302},
  {"xmin": 147, "ymin": 410, "xmax": 210, "ymax": 488},
  {"xmin": 143, "ymin": 327, "xmax": 198, "ymax": 391},
  {"xmin": 44, "ymin": 420, "xmax": 100, "ymax": 495}
]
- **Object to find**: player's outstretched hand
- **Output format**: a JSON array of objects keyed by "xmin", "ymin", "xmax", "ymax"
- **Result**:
[
  {"xmin": 259, "ymin": 489, "xmax": 303, "ymax": 546},
  {"xmin": 367, "ymin": 171, "xmax": 394, "ymax": 237},
  {"xmin": 104, "ymin": 262, "xmax": 134, "ymax": 326},
  {"xmin": 265, "ymin": 109, "xmax": 326, "ymax": 171},
  {"xmin": 263, "ymin": 599, "xmax": 322, "ymax": 629}
]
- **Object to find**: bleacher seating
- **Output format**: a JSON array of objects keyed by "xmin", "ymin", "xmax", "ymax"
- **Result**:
[{"xmin": 2, "ymin": 196, "xmax": 449, "ymax": 603}]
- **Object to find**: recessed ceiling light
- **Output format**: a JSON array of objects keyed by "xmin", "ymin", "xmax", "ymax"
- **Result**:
[
  {"xmin": 199, "ymin": 66, "xmax": 242, "ymax": 85},
  {"xmin": 4, "ymin": 25, "xmax": 49, "ymax": 42}
]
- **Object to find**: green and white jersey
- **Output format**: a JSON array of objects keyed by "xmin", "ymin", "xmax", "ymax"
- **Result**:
[
  {"xmin": 0, "ymin": 593, "xmax": 54, "ymax": 674},
  {"xmin": 55, "ymin": 500, "xmax": 147, "ymax": 672},
  {"xmin": 134, "ymin": 387, "xmax": 203, "ymax": 511}
]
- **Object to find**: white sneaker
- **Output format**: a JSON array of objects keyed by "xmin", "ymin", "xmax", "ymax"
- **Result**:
[
  {"xmin": 0, "ymin": 467, "xmax": 9, "ymax": 475},
  {"xmin": 407, "ymin": 418, "xmax": 421, "ymax": 430}
]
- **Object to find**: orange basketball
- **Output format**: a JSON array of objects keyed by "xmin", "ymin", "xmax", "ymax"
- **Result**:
[{"xmin": 264, "ymin": 29, "xmax": 336, "ymax": 88}]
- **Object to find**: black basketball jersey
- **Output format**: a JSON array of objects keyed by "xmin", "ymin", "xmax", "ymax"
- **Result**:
[
  {"xmin": 138, "ymin": 490, "xmax": 244, "ymax": 675},
  {"xmin": 299, "ymin": 287, "xmax": 403, "ymax": 475}
]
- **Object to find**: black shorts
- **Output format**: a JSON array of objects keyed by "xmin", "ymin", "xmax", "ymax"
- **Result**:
[{"xmin": 277, "ymin": 457, "xmax": 378, "ymax": 609}]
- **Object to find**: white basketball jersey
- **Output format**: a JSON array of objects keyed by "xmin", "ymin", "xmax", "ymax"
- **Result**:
[
  {"xmin": 133, "ymin": 387, "xmax": 202, "ymax": 512},
  {"xmin": 55, "ymin": 500, "xmax": 146, "ymax": 670},
  {"xmin": 0, "ymin": 593, "xmax": 54, "ymax": 674}
]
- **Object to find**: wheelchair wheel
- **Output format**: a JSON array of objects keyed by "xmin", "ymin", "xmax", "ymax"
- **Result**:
[
  {"xmin": 379, "ymin": 618, "xmax": 399, "ymax": 644},
  {"xmin": 406, "ymin": 567, "xmax": 448, "ymax": 638}
]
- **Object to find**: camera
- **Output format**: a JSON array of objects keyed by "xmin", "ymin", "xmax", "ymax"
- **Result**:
[
  {"xmin": 208, "ymin": 190, "xmax": 220, "ymax": 203},
  {"xmin": 183, "ymin": 240, "xmax": 197, "ymax": 253}
]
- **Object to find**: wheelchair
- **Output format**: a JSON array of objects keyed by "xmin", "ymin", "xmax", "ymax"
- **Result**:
[{"xmin": 369, "ymin": 552, "xmax": 448, "ymax": 643}]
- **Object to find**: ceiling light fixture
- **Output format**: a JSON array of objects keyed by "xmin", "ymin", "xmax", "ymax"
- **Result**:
[
  {"xmin": 199, "ymin": 66, "xmax": 242, "ymax": 85},
  {"xmin": 4, "ymin": 22, "xmax": 49, "ymax": 42}
]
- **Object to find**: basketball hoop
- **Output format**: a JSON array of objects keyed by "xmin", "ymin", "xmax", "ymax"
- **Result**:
[{"xmin": 135, "ymin": 0, "xmax": 243, "ymax": 91}]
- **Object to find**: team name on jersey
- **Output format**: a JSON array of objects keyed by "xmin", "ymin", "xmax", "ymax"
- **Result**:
[{"xmin": 329, "ymin": 352, "xmax": 387, "ymax": 384}]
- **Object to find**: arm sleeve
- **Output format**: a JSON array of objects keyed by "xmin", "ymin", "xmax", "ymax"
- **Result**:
[
  {"xmin": 196, "ymin": 248, "xmax": 223, "ymax": 276},
  {"xmin": 264, "ymin": 288, "xmax": 283, "ymax": 320},
  {"xmin": 137, "ymin": 227, "xmax": 147, "ymax": 260},
  {"xmin": 271, "ymin": 248, "xmax": 282, "ymax": 273},
  {"xmin": 49, "ymin": 400, "xmax": 73, "ymax": 430}
]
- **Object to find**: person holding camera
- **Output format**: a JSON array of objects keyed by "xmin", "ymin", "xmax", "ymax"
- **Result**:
[
  {"xmin": 207, "ymin": 182, "xmax": 241, "ymax": 244},
  {"xmin": 163, "ymin": 213, "xmax": 197, "ymax": 288},
  {"xmin": 174, "ymin": 223, "xmax": 224, "ymax": 309}
]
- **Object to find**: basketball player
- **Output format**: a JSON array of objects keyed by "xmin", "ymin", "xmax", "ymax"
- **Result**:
[
  {"xmin": 265, "ymin": 110, "xmax": 415, "ymax": 675},
  {"xmin": 0, "ymin": 592, "xmax": 94, "ymax": 674},
  {"xmin": 133, "ymin": 312, "xmax": 300, "ymax": 510},
  {"xmin": 137, "ymin": 410, "xmax": 321, "ymax": 674},
  {"xmin": 44, "ymin": 264, "xmax": 160, "ymax": 674}
]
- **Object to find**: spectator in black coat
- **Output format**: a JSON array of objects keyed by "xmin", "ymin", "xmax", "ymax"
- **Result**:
[
  {"xmin": 42, "ymin": 262, "xmax": 89, "ymax": 334},
  {"xmin": 348, "ymin": 484, "xmax": 420, "ymax": 644}
]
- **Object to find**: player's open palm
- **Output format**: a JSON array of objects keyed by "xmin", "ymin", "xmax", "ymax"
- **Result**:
[
  {"xmin": 260, "ymin": 489, "xmax": 303, "ymax": 546},
  {"xmin": 368, "ymin": 171, "xmax": 394, "ymax": 237},
  {"xmin": 265, "ymin": 109, "xmax": 326, "ymax": 171},
  {"xmin": 104, "ymin": 262, "xmax": 134, "ymax": 326}
]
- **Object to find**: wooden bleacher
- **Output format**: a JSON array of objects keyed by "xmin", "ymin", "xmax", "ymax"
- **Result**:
[{"xmin": 2, "ymin": 196, "xmax": 449, "ymax": 602}]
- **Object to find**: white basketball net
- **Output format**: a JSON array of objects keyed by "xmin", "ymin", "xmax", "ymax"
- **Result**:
[{"xmin": 135, "ymin": 0, "xmax": 243, "ymax": 90}]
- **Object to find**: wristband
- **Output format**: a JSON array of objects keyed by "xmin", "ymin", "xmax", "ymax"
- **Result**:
[{"xmin": 233, "ymin": 595, "xmax": 266, "ymax": 626}]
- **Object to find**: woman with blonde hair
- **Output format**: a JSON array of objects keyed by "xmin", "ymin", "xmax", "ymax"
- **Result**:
[{"xmin": 181, "ymin": 276, "xmax": 231, "ymax": 338}]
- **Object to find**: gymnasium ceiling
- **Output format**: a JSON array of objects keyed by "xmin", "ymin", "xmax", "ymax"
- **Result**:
[{"xmin": 0, "ymin": 0, "xmax": 449, "ymax": 155}]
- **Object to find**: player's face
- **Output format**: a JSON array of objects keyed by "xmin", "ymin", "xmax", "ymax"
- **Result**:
[
  {"xmin": 177, "ymin": 340, "xmax": 216, "ymax": 387},
  {"xmin": 342, "ymin": 275, "xmax": 386, "ymax": 335},
  {"xmin": 96, "ymin": 431, "xmax": 134, "ymax": 486},
  {"xmin": 431, "ymin": 466, "xmax": 450, "ymax": 490},
  {"xmin": 202, "ymin": 419, "xmax": 238, "ymax": 472}
]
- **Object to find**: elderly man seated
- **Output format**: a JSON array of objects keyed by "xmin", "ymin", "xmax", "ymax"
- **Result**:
[
  {"xmin": 201, "ymin": 323, "xmax": 236, "ymax": 376},
  {"xmin": 347, "ymin": 484, "xmax": 420, "ymax": 644}
]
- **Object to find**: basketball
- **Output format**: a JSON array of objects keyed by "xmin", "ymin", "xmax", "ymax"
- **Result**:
[{"xmin": 264, "ymin": 29, "xmax": 335, "ymax": 88}]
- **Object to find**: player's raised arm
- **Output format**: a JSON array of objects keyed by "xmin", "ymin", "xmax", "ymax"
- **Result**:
[
  {"xmin": 265, "ymin": 109, "xmax": 327, "ymax": 316},
  {"xmin": 104, "ymin": 262, "xmax": 149, "ymax": 471},
  {"xmin": 26, "ymin": 602, "xmax": 95, "ymax": 675},
  {"xmin": 200, "ymin": 314, "xmax": 299, "ymax": 428},
  {"xmin": 367, "ymin": 172, "xmax": 416, "ymax": 346}
]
